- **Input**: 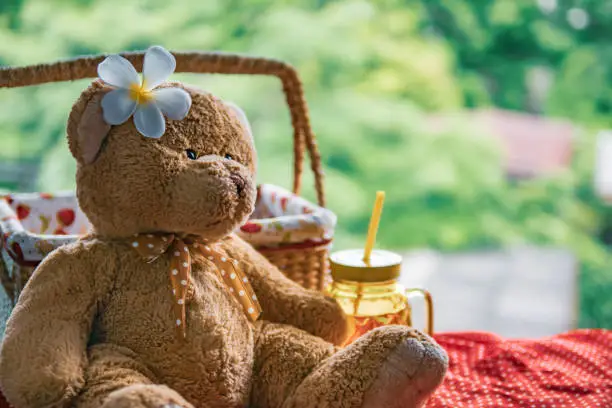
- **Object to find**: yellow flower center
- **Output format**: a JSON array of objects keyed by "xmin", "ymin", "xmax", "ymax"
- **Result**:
[{"xmin": 128, "ymin": 82, "xmax": 153, "ymax": 104}]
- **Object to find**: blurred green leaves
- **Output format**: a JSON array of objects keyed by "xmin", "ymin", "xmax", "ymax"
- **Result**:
[{"xmin": 0, "ymin": 0, "xmax": 611, "ymax": 328}]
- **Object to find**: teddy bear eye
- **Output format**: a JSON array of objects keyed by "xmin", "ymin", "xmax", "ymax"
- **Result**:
[
  {"xmin": 224, "ymin": 153, "xmax": 233, "ymax": 160},
  {"xmin": 186, "ymin": 149, "xmax": 198, "ymax": 160}
]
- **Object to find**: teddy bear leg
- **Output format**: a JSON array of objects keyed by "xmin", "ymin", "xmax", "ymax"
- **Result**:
[
  {"xmin": 250, "ymin": 321, "xmax": 337, "ymax": 408},
  {"xmin": 73, "ymin": 343, "xmax": 193, "ymax": 408},
  {"xmin": 283, "ymin": 325, "xmax": 448, "ymax": 408}
]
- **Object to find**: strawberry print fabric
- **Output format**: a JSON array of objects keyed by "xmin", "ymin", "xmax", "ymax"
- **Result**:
[
  {"xmin": 0, "ymin": 185, "xmax": 335, "ymax": 271},
  {"xmin": 1, "ymin": 192, "xmax": 89, "ymax": 236},
  {"xmin": 427, "ymin": 330, "xmax": 612, "ymax": 408},
  {"xmin": 236, "ymin": 184, "xmax": 336, "ymax": 247},
  {"xmin": 0, "ymin": 198, "xmax": 78, "ymax": 267},
  {"xmin": 0, "ymin": 192, "xmax": 88, "ymax": 294}
]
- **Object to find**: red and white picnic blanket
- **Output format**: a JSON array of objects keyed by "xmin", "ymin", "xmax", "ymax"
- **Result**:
[
  {"xmin": 428, "ymin": 329, "xmax": 612, "ymax": 408},
  {"xmin": 0, "ymin": 331, "xmax": 609, "ymax": 407}
]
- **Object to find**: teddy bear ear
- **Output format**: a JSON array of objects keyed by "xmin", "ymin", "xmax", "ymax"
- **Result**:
[
  {"xmin": 67, "ymin": 81, "xmax": 112, "ymax": 165},
  {"xmin": 224, "ymin": 101, "xmax": 253, "ymax": 141}
]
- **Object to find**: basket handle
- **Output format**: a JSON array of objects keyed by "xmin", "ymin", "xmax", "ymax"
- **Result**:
[{"xmin": 0, "ymin": 51, "xmax": 325, "ymax": 206}]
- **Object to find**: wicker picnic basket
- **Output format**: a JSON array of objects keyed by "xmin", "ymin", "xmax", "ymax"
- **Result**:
[{"xmin": 0, "ymin": 51, "xmax": 334, "ymax": 297}]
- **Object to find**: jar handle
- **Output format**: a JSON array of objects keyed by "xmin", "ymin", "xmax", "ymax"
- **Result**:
[{"xmin": 404, "ymin": 288, "xmax": 434, "ymax": 335}]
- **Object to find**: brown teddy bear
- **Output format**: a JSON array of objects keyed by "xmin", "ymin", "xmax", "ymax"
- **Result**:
[{"xmin": 0, "ymin": 47, "xmax": 447, "ymax": 408}]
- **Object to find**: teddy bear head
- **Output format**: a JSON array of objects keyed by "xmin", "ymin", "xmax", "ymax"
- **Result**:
[{"xmin": 66, "ymin": 80, "xmax": 257, "ymax": 241}]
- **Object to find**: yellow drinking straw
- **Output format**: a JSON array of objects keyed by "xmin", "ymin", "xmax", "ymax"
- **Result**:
[{"xmin": 363, "ymin": 191, "xmax": 385, "ymax": 264}]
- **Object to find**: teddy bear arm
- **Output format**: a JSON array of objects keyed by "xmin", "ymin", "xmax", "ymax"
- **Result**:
[
  {"xmin": 226, "ymin": 235, "xmax": 350, "ymax": 345},
  {"xmin": 0, "ymin": 244, "xmax": 114, "ymax": 408}
]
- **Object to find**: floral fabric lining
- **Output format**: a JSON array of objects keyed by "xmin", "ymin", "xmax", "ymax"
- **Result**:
[{"xmin": 0, "ymin": 184, "xmax": 335, "ymax": 269}]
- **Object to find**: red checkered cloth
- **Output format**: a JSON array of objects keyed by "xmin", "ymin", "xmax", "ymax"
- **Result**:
[
  {"xmin": 428, "ymin": 330, "xmax": 612, "ymax": 408},
  {"xmin": 0, "ymin": 330, "xmax": 609, "ymax": 407}
]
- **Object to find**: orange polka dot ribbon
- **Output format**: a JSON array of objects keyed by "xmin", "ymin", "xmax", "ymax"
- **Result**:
[{"xmin": 131, "ymin": 234, "xmax": 262, "ymax": 338}]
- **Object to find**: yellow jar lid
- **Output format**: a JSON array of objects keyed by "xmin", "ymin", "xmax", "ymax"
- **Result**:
[{"xmin": 330, "ymin": 249, "xmax": 402, "ymax": 283}]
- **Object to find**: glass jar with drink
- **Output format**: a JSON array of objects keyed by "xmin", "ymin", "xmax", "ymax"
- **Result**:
[{"xmin": 326, "ymin": 192, "xmax": 434, "ymax": 345}]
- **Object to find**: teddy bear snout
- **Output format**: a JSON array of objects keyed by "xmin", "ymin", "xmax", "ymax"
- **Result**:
[
  {"xmin": 194, "ymin": 156, "xmax": 252, "ymax": 197},
  {"xmin": 230, "ymin": 173, "xmax": 246, "ymax": 197}
]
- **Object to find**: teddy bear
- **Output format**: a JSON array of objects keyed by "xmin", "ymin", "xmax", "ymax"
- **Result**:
[{"xmin": 0, "ymin": 47, "xmax": 447, "ymax": 408}]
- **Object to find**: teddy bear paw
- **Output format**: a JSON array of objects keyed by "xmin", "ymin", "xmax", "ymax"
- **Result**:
[
  {"xmin": 361, "ymin": 326, "xmax": 448, "ymax": 408},
  {"xmin": 101, "ymin": 384, "xmax": 193, "ymax": 408}
]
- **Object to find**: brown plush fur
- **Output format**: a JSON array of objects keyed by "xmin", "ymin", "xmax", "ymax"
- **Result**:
[{"xmin": 0, "ymin": 81, "xmax": 447, "ymax": 408}]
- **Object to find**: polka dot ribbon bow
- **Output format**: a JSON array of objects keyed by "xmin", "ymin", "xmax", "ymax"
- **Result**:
[{"xmin": 131, "ymin": 234, "xmax": 262, "ymax": 338}]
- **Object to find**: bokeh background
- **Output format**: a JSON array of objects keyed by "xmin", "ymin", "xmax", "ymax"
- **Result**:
[{"xmin": 1, "ymin": 0, "xmax": 611, "ymax": 330}]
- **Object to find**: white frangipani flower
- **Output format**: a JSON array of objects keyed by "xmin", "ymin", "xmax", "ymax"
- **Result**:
[{"xmin": 97, "ymin": 46, "xmax": 191, "ymax": 138}]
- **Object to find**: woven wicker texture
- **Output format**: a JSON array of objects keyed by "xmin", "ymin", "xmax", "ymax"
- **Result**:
[{"xmin": 0, "ymin": 51, "xmax": 330, "ymax": 290}]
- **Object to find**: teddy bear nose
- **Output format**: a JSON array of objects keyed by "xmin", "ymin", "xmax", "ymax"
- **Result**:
[{"xmin": 230, "ymin": 173, "xmax": 246, "ymax": 196}]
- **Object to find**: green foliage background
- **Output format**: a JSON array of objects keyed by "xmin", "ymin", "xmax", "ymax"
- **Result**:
[{"xmin": 1, "ymin": 0, "xmax": 611, "ymax": 328}]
